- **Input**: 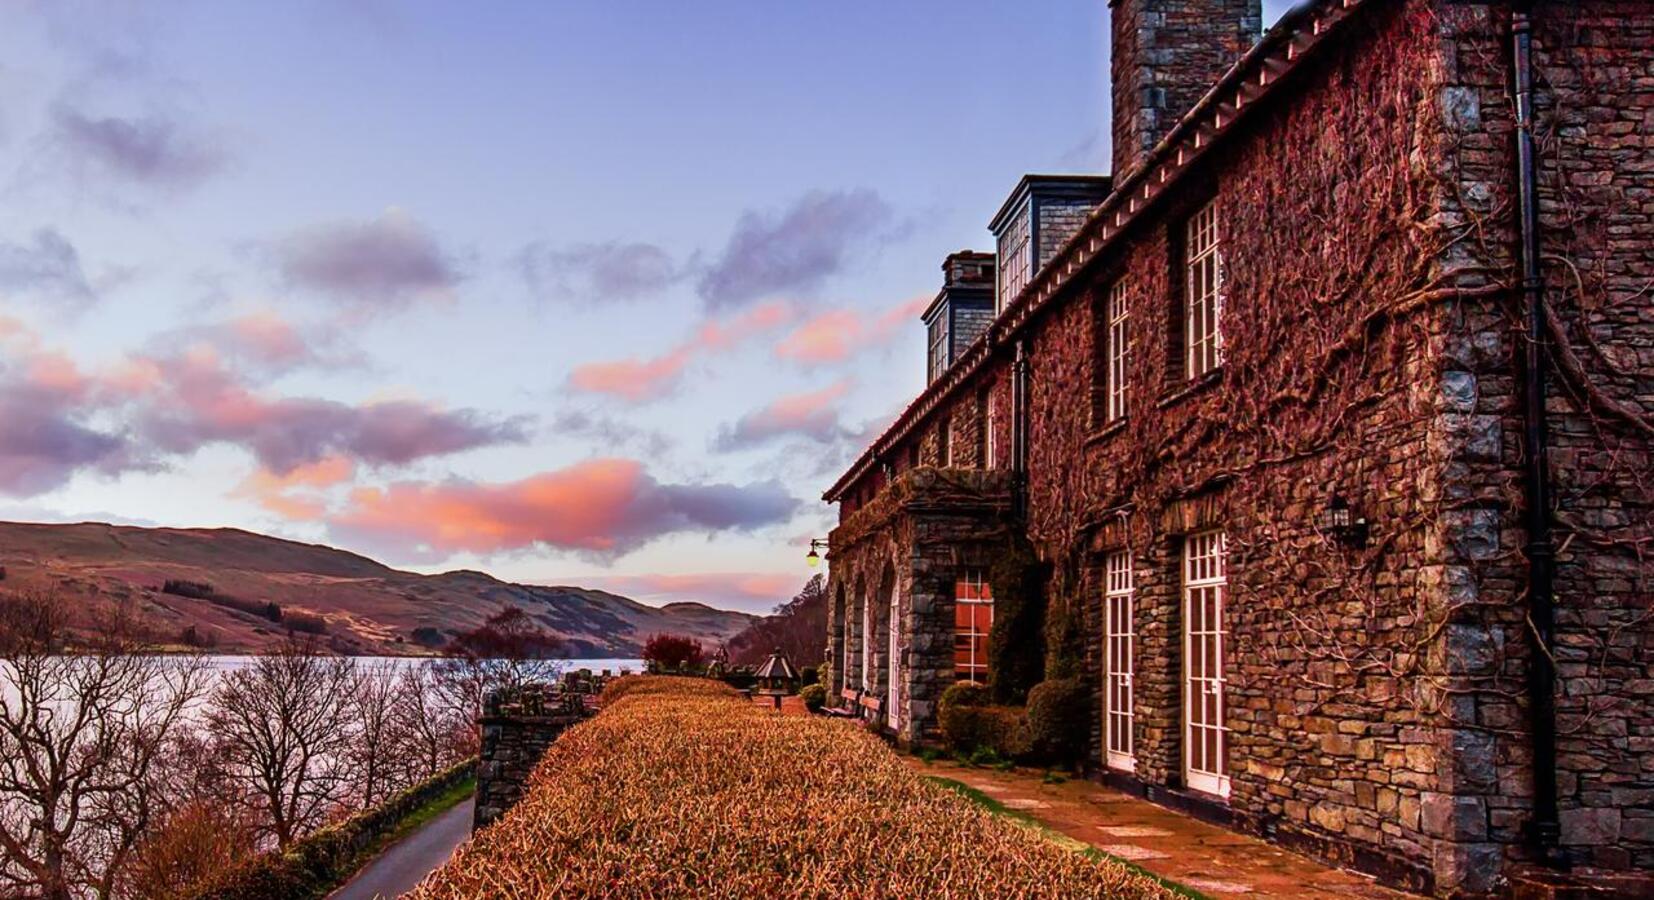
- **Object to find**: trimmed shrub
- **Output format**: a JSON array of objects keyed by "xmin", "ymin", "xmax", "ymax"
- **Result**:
[
  {"xmin": 799, "ymin": 683, "xmax": 826, "ymax": 713},
  {"xmin": 800, "ymin": 666, "xmax": 818, "ymax": 686},
  {"xmin": 938, "ymin": 681, "xmax": 990, "ymax": 712},
  {"xmin": 979, "ymin": 706, "xmax": 1032, "ymax": 760},
  {"xmin": 1043, "ymin": 594, "xmax": 1084, "ymax": 680},
  {"xmin": 937, "ymin": 681, "xmax": 992, "ymax": 751},
  {"xmin": 1026, "ymin": 677, "xmax": 1089, "ymax": 764},
  {"xmin": 987, "ymin": 538, "xmax": 1048, "ymax": 705},
  {"xmin": 600, "ymin": 674, "xmax": 738, "ymax": 707},
  {"xmin": 940, "ymin": 701, "xmax": 1030, "ymax": 761}
]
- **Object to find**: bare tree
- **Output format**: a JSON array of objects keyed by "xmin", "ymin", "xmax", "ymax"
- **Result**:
[
  {"xmin": 395, "ymin": 665, "xmax": 467, "ymax": 779},
  {"xmin": 206, "ymin": 640, "xmax": 356, "ymax": 848},
  {"xmin": 0, "ymin": 590, "xmax": 207, "ymax": 900},
  {"xmin": 431, "ymin": 606, "xmax": 562, "ymax": 743},
  {"xmin": 346, "ymin": 662, "xmax": 409, "ymax": 808}
]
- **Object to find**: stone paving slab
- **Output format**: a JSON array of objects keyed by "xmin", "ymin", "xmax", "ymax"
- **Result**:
[
  {"xmin": 1098, "ymin": 843, "xmax": 1172, "ymax": 860},
  {"xmin": 1101, "ymin": 825, "xmax": 1174, "ymax": 838},
  {"xmin": 907, "ymin": 759, "xmax": 1416, "ymax": 899}
]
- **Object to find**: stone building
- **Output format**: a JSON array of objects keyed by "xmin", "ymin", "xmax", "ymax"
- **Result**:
[{"xmin": 820, "ymin": 0, "xmax": 1652, "ymax": 895}]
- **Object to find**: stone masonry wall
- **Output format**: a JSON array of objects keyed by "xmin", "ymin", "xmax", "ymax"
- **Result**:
[
  {"xmin": 1433, "ymin": 0, "xmax": 1654, "ymax": 875},
  {"xmin": 475, "ymin": 693, "xmax": 588, "ymax": 829},
  {"xmin": 827, "ymin": 470, "xmax": 1013, "ymax": 743},
  {"xmin": 828, "ymin": 0, "xmax": 1650, "ymax": 892},
  {"xmin": 1109, "ymin": 0, "xmax": 1263, "ymax": 179},
  {"xmin": 838, "ymin": 3, "xmax": 1470, "ymax": 893},
  {"xmin": 1037, "ymin": 198, "xmax": 1103, "ymax": 269}
]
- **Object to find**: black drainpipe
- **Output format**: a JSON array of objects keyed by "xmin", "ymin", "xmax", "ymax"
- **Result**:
[
  {"xmin": 1510, "ymin": 1, "xmax": 1563, "ymax": 866},
  {"xmin": 1011, "ymin": 340, "xmax": 1031, "ymax": 523}
]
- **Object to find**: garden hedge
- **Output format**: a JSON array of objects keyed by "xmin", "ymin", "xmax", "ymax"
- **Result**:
[
  {"xmin": 182, "ymin": 758, "xmax": 475, "ymax": 900},
  {"xmin": 411, "ymin": 676, "xmax": 1176, "ymax": 898}
]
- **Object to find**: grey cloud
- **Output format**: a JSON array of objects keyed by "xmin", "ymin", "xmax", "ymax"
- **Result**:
[
  {"xmin": 551, "ymin": 409, "xmax": 673, "ymax": 457},
  {"xmin": 712, "ymin": 409, "xmax": 848, "ymax": 454},
  {"xmin": 633, "ymin": 478, "xmax": 801, "ymax": 542},
  {"xmin": 697, "ymin": 189, "xmax": 894, "ymax": 308},
  {"xmin": 50, "ymin": 102, "xmax": 229, "ymax": 190},
  {"xmin": 518, "ymin": 240, "xmax": 684, "ymax": 303},
  {"xmin": 0, "ymin": 229, "xmax": 95, "ymax": 306},
  {"xmin": 136, "ymin": 394, "xmax": 531, "ymax": 476},
  {"xmin": 0, "ymin": 385, "xmax": 134, "ymax": 497},
  {"xmin": 272, "ymin": 210, "xmax": 462, "ymax": 310}
]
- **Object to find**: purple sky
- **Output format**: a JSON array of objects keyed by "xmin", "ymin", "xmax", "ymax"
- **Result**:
[{"xmin": 0, "ymin": 0, "xmax": 1291, "ymax": 613}]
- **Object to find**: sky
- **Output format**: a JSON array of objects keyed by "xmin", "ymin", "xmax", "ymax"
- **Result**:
[{"xmin": 0, "ymin": 0, "xmax": 1293, "ymax": 614}]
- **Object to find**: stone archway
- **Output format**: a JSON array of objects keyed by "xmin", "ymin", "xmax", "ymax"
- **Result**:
[{"xmin": 877, "ymin": 559, "xmax": 901, "ymax": 733}]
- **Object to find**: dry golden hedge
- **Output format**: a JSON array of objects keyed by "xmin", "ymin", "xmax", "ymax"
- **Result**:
[{"xmin": 412, "ymin": 676, "xmax": 1176, "ymax": 899}]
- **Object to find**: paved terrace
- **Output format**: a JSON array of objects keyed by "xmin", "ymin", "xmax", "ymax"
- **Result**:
[
  {"xmin": 906, "ymin": 759, "xmax": 1413, "ymax": 899},
  {"xmin": 752, "ymin": 693, "xmax": 1411, "ymax": 897}
]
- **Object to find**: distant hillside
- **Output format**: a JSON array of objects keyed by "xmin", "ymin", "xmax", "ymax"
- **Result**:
[{"xmin": 0, "ymin": 521, "xmax": 757, "ymax": 657}]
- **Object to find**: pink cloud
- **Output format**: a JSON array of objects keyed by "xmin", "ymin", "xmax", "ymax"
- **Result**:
[
  {"xmin": 128, "ymin": 346, "xmax": 528, "ymax": 474},
  {"xmin": 149, "ymin": 308, "xmax": 360, "ymax": 375},
  {"xmin": 584, "ymin": 571, "xmax": 799, "ymax": 614},
  {"xmin": 568, "ymin": 300, "xmax": 792, "ymax": 403},
  {"xmin": 714, "ymin": 378, "xmax": 853, "ymax": 450},
  {"xmin": 328, "ymin": 458, "xmax": 798, "ymax": 560},
  {"xmin": 0, "ymin": 318, "xmax": 137, "ymax": 496},
  {"xmin": 234, "ymin": 455, "xmax": 356, "ymax": 520},
  {"xmin": 224, "ymin": 311, "xmax": 311, "ymax": 367},
  {"xmin": 774, "ymin": 293, "xmax": 928, "ymax": 365},
  {"xmin": 568, "ymin": 346, "xmax": 694, "ymax": 403}
]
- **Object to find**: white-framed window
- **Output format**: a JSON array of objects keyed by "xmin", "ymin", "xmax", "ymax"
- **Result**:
[
  {"xmin": 1107, "ymin": 280, "xmax": 1129, "ymax": 422},
  {"xmin": 927, "ymin": 313, "xmax": 949, "ymax": 384},
  {"xmin": 1105, "ymin": 551, "xmax": 1135, "ymax": 771},
  {"xmin": 997, "ymin": 207, "xmax": 1032, "ymax": 313},
  {"xmin": 985, "ymin": 392, "xmax": 998, "ymax": 468},
  {"xmin": 1185, "ymin": 201, "xmax": 1224, "ymax": 380},
  {"xmin": 952, "ymin": 570, "xmax": 993, "ymax": 683},
  {"xmin": 1183, "ymin": 530, "xmax": 1229, "ymax": 798}
]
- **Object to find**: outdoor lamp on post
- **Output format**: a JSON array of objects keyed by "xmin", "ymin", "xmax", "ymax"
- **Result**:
[{"xmin": 805, "ymin": 538, "xmax": 829, "ymax": 567}]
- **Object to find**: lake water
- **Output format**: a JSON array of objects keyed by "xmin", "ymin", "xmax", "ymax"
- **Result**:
[
  {"xmin": 0, "ymin": 655, "xmax": 644, "ymax": 710},
  {"xmin": 198, "ymin": 655, "xmax": 645, "ymax": 677}
]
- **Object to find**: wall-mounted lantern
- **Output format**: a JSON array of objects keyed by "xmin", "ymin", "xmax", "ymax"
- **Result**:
[
  {"xmin": 1321, "ymin": 494, "xmax": 1370, "ymax": 549},
  {"xmin": 805, "ymin": 538, "xmax": 830, "ymax": 567}
]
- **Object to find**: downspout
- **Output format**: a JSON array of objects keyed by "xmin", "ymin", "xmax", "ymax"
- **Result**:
[
  {"xmin": 1510, "ymin": 1, "xmax": 1563, "ymax": 865},
  {"xmin": 1011, "ymin": 340, "xmax": 1031, "ymax": 522}
]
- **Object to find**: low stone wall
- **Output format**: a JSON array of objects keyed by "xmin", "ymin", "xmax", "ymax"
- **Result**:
[
  {"xmin": 474, "ymin": 686, "xmax": 596, "ymax": 829},
  {"xmin": 184, "ymin": 758, "xmax": 475, "ymax": 900}
]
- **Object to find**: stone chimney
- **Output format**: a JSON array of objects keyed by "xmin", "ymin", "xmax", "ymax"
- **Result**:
[
  {"xmin": 1110, "ymin": 0, "xmax": 1262, "ymax": 178},
  {"xmin": 923, "ymin": 251, "xmax": 995, "ymax": 384}
]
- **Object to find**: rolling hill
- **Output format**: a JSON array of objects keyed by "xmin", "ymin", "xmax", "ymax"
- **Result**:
[{"xmin": 0, "ymin": 521, "xmax": 758, "ymax": 657}]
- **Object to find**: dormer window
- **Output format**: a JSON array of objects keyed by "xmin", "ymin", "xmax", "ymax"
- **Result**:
[
  {"xmin": 926, "ymin": 313, "xmax": 949, "ymax": 384},
  {"xmin": 989, "ymin": 175, "xmax": 1113, "ymax": 314},
  {"xmin": 996, "ymin": 206, "xmax": 1032, "ymax": 312},
  {"xmin": 922, "ymin": 252, "xmax": 995, "ymax": 385}
]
